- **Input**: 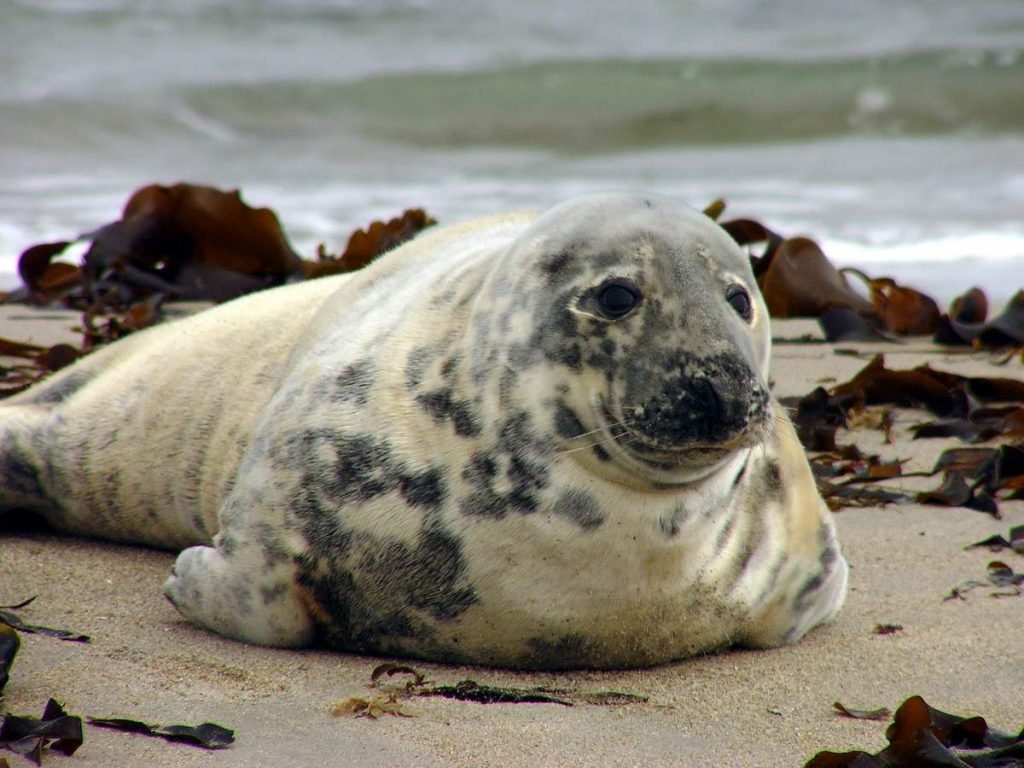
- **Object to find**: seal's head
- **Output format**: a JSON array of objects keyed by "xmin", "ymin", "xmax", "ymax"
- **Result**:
[{"xmin": 475, "ymin": 192, "xmax": 772, "ymax": 489}]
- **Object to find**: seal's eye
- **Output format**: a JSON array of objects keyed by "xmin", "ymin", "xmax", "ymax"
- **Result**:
[
  {"xmin": 596, "ymin": 280, "xmax": 641, "ymax": 319},
  {"xmin": 726, "ymin": 284, "xmax": 753, "ymax": 322}
]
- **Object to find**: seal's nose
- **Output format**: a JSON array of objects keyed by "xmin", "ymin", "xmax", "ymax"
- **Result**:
[
  {"xmin": 696, "ymin": 377, "xmax": 722, "ymax": 421},
  {"xmin": 625, "ymin": 353, "xmax": 770, "ymax": 449},
  {"xmin": 692, "ymin": 375, "xmax": 742, "ymax": 444}
]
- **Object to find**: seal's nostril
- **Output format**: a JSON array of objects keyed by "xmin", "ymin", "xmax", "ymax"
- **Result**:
[
  {"xmin": 694, "ymin": 377, "xmax": 722, "ymax": 419},
  {"xmin": 707, "ymin": 379, "xmax": 723, "ymax": 416}
]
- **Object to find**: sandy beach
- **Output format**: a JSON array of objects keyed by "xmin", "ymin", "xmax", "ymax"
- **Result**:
[{"xmin": 1, "ymin": 306, "xmax": 1022, "ymax": 767}]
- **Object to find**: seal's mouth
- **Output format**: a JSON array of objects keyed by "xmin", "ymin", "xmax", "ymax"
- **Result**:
[{"xmin": 596, "ymin": 398, "xmax": 763, "ymax": 471}]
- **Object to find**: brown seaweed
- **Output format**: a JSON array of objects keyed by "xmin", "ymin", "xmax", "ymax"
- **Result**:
[
  {"xmin": 329, "ymin": 695, "xmax": 415, "ymax": 719},
  {"xmin": 819, "ymin": 307, "xmax": 893, "ymax": 342},
  {"xmin": 16, "ymin": 183, "xmax": 307, "ymax": 307},
  {"xmin": 360, "ymin": 662, "xmax": 647, "ymax": 711},
  {"xmin": 87, "ymin": 717, "xmax": 234, "ymax": 749},
  {"xmin": 759, "ymin": 236, "xmax": 877, "ymax": 319},
  {"xmin": 304, "ymin": 208, "xmax": 436, "ymax": 278},
  {"xmin": 872, "ymin": 624, "xmax": 903, "ymax": 635},
  {"xmin": 832, "ymin": 702, "xmax": 892, "ymax": 721},
  {"xmin": 805, "ymin": 695, "xmax": 1024, "ymax": 767},
  {"xmin": 841, "ymin": 269, "xmax": 942, "ymax": 336},
  {"xmin": 0, "ymin": 699, "xmax": 83, "ymax": 765},
  {"xmin": 0, "ymin": 337, "xmax": 79, "ymax": 397},
  {"xmin": 936, "ymin": 290, "xmax": 1024, "ymax": 349},
  {"xmin": 2, "ymin": 187, "xmax": 439, "ymax": 389},
  {"xmin": 0, "ymin": 598, "xmax": 90, "ymax": 643},
  {"xmin": 786, "ymin": 357, "xmax": 1024, "ymax": 512},
  {"xmin": 81, "ymin": 183, "xmax": 306, "ymax": 303},
  {"xmin": 945, "ymin": 560, "xmax": 1024, "ymax": 600},
  {"xmin": 0, "ymin": 625, "xmax": 17, "ymax": 696},
  {"xmin": 720, "ymin": 210, "xmax": 1020, "ymax": 349},
  {"xmin": 11, "ymin": 187, "xmax": 436, "ymax": 309},
  {"xmin": 966, "ymin": 525, "xmax": 1024, "ymax": 553}
]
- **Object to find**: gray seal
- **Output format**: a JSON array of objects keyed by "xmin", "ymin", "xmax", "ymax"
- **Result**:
[{"xmin": 0, "ymin": 193, "xmax": 847, "ymax": 669}]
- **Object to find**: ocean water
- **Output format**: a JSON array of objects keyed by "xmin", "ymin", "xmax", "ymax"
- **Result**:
[{"xmin": 1, "ymin": 0, "xmax": 1023, "ymax": 304}]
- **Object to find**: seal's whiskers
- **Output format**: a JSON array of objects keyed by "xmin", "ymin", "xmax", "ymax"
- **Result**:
[{"xmin": 558, "ymin": 418, "xmax": 635, "ymax": 456}]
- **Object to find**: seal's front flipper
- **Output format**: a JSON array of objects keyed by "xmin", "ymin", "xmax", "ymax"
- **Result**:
[{"xmin": 164, "ymin": 540, "xmax": 313, "ymax": 647}]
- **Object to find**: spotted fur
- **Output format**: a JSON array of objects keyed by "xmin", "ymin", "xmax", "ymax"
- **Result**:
[{"xmin": 0, "ymin": 193, "xmax": 847, "ymax": 669}]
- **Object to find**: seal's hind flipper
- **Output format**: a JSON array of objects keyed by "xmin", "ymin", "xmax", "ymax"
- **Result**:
[{"xmin": 0, "ymin": 405, "xmax": 54, "ymax": 516}]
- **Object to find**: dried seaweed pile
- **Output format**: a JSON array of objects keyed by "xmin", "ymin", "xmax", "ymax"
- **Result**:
[
  {"xmin": 329, "ymin": 662, "xmax": 648, "ymax": 720},
  {"xmin": 707, "ymin": 203, "xmax": 1024, "ymax": 349},
  {"xmin": 784, "ymin": 354, "xmax": 1024, "ymax": 514},
  {"xmin": 1, "ymin": 183, "xmax": 434, "ymax": 377}
]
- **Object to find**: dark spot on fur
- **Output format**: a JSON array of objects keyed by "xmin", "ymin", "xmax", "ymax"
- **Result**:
[
  {"xmin": 755, "ymin": 557, "xmax": 787, "ymax": 606},
  {"xmin": 294, "ymin": 524, "xmax": 478, "ymax": 654},
  {"xmin": 793, "ymin": 569, "xmax": 826, "ymax": 611},
  {"xmin": 430, "ymin": 287, "xmax": 457, "ymax": 307},
  {"xmin": 733, "ymin": 500, "xmax": 769, "ymax": 585},
  {"xmin": 585, "ymin": 350, "xmax": 615, "ymax": 373},
  {"xmin": 260, "ymin": 582, "xmax": 289, "ymax": 605},
  {"xmin": 399, "ymin": 467, "xmax": 448, "ymax": 508},
  {"xmin": 819, "ymin": 539, "xmax": 839, "ymax": 568},
  {"xmin": 333, "ymin": 360, "xmax": 374, "ymax": 406},
  {"xmin": 405, "ymin": 347, "xmax": 433, "ymax": 389},
  {"xmin": 458, "ymin": 490, "xmax": 504, "ymax": 518},
  {"xmin": 216, "ymin": 526, "xmax": 241, "ymax": 558},
  {"xmin": 507, "ymin": 342, "xmax": 539, "ymax": 369},
  {"xmin": 254, "ymin": 521, "xmax": 290, "ymax": 568},
  {"xmin": 790, "ymin": 527, "xmax": 844, "ymax": 612},
  {"xmin": 553, "ymin": 401, "xmax": 586, "ymax": 439},
  {"xmin": 523, "ymin": 634, "xmax": 593, "ymax": 670},
  {"xmin": 462, "ymin": 452, "xmax": 498, "ymax": 484},
  {"xmin": 440, "ymin": 355, "xmax": 459, "ymax": 379},
  {"xmin": 498, "ymin": 368, "xmax": 518, "ymax": 408},
  {"xmin": 23, "ymin": 371, "xmax": 91, "ymax": 405},
  {"xmin": 539, "ymin": 251, "xmax": 577, "ymax": 284},
  {"xmin": 460, "ymin": 412, "xmax": 551, "ymax": 519},
  {"xmin": 714, "ymin": 511, "xmax": 738, "ymax": 550},
  {"xmin": 330, "ymin": 433, "xmax": 398, "ymax": 501},
  {"xmin": 517, "ymin": 287, "xmax": 583, "ymax": 372},
  {"xmin": 416, "ymin": 388, "xmax": 482, "ymax": 437},
  {"xmin": 554, "ymin": 343, "xmax": 581, "ymax": 370},
  {"xmin": 0, "ymin": 436, "xmax": 45, "ymax": 502},
  {"xmin": 287, "ymin": 430, "xmax": 452, "ymax": 517},
  {"xmin": 593, "ymin": 251, "xmax": 632, "ymax": 271},
  {"xmin": 551, "ymin": 489, "xmax": 604, "ymax": 530},
  {"xmin": 501, "ymin": 412, "xmax": 550, "ymax": 509},
  {"xmin": 285, "ymin": 426, "xmax": 478, "ymax": 653},
  {"xmin": 592, "ymin": 444, "xmax": 612, "ymax": 462},
  {"xmin": 732, "ymin": 454, "xmax": 750, "ymax": 487},
  {"xmin": 405, "ymin": 528, "xmax": 478, "ymax": 619},
  {"xmin": 731, "ymin": 539, "xmax": 758, "ymax": 584},
  {"xmin": 660, "ymin": 501, "xmax": 693, "ymax": 538},
  {"xmin": 278, "ymin": 430, "xmax": 397, "ymax": 511},
  {"xmin": 405, "ymin": 339, "xmax": 450, "ymax": 389}
]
